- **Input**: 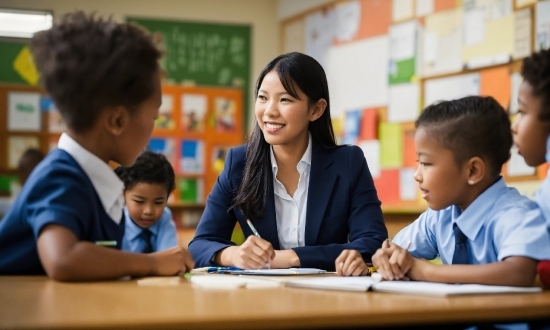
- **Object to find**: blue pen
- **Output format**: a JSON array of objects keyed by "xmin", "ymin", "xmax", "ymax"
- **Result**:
[{"xmin": 206, "ymin": 266, "xmax": 243, "ymax": 274}]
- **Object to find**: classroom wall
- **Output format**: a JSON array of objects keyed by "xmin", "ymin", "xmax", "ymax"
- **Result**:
[
  {"xmin": 0, "ymin": 0, "xmax": 279, "ymax": 126},
  {"xmin": 277, "ymin": 0, "xmax": 334, "ymax": 20}
]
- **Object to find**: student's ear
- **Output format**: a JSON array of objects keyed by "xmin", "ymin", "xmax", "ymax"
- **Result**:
[
  {"xmin": 309, "ymin": 98, "xmax": 327, "ymax": 122},
  {"xmin": 105, "ymin": 106, "xmax": 131, "ymax": 136},
  {"xmin": 465, "ymin": 156, "xmax": 485, "ymax": 186}
]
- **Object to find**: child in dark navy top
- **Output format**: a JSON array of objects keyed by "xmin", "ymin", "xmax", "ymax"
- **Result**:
[
  {"xmin": 511, "ymin": 48, "xmax": 550, "ymax": 288},
  {"xmin": 0, "ymin": 12, "xmax": 194, "ymax": 280},
  {"xmin": 116, "ymin": 151, "xmax": 179, "ymax": 253}
]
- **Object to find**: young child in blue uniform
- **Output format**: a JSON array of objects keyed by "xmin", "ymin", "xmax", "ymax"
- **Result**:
[
  {"xmin": 116, "ymin": 151, "xmax": 179, "ymax": 253},
  {"xmin": 0, "ymin": 12, "xmax": 193, "ymax": 280},
  {"xmin": 511, "ymin": 48, "xmax": 550, "ymax": 288},
  {"xmin": 336, "ymin": 96, "xmax": 550, "ymax": 288}
]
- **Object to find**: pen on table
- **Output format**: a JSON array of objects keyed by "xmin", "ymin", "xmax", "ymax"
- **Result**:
[
  {"xmin": 95, "ymin": 240, "xmax": 117, "ymax": 247},
  {"xmin": 246, "ymin": 219, "xmax": 270, "ymax": 269}
]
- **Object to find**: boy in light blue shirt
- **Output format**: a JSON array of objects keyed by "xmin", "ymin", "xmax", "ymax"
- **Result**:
[
  {"xmin": 116, "ymin": 151, "xmax": 179, "ymax": 253},
  {"xmin": 511, "ymin": 48, "xmax": 550, "ymax": 288},
  {"xmin": 336, "ymin": 96, "xmax": 550, "ymax": 290}
]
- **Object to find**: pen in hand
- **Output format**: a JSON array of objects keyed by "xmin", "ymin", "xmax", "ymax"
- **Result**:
[{"xmin": 246, "ymin": 219, "xmax": 271, "ymax": 269}]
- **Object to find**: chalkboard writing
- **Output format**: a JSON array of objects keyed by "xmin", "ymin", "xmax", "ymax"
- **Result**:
[{"xmin": 127, "ymin": 18, "xmax": 251, "ymax": 122}]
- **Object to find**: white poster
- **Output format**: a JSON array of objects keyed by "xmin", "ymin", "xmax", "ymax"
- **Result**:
[
  {"xmin": 535, "ymin": 0, "xmax": 550, "ymax": 51},
  {"xmin": 8, "ymin": 92, "xmax": 41, "ymax": 131},
  {"xmin": 358, "ymin": 140, "xmax": 380, "ymax": 179},
  {"xmin": 388, "ymin": 83, "xmax": 420, "ymax": 123},
  {"xmin": 305, "ymin": 9, "xmax": 334, "ymax": 67},
  {"xmin": 333, "ymin": 1, "xmax": 361, "ymax": 42},
  {"xmin": 424, "ymin": 73, "xmax": 480, "ymax": 107}
]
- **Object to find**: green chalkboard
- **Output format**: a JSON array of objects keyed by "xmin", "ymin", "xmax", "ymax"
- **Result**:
[
  {"xmin": 0, "ymin": 40, "xmax": 31, "ymax": 85},
  {"xmin": 127, "ymin": 17, "xmax": 251, "ymax": 124}
]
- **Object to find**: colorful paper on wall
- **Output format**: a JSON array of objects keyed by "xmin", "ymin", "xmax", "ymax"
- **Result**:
[
  {"xmin": 358, "ymin": 140, "xmax": 380, "ymax": 179},
  {"xmin": 389, "ymin": 21, "xmax": 417, "ymax": 84},
  {"xmin": 416, "ymin": 0, "xmax": 434, "ymax": 17},
  {"xmin": 8, "ymin": 135, "xmax": 40, "ymax": 169},
  {"xmin": 42, "ymin": 96, "xmax": 66, "ymax": 133},
  {"xmin": 181, "ymin": 94, "xmax": 207, "ymax": 131},
  {"xmin": 343, "ymin": 110, "xmax": 361, "ymax": 144},
  {"xmin": 535, "ymin": 0, "xmax": 550, "ymax": 51},
  {"xmin": 155, "ymin": 94, "xmax": 175, "ymax": 130},
  {"xmin": 178, "ymin": 178, "xmax": 203, "ymax": 203},
  {"xmin": 514, "ymin": 8, "xmax": 532, "ymax": 60},
  {"xmin": 214, "ymin": 97, "xmax": 236, "ymax": 132},
  {"xmin": 327, "ymin": 36, "xmax": 389, "ymax": 117},
  {"xmin": 392, "ymin": 0, "xmax": 414, "ymax": 22},
  {"xmin": 403, "ymin": 128, "xmax": 417, "ymax": 168},
  {"xmin": 424, "ymin": 73, "xmax": 480, "ymax": 107},
  {"xmin": 212, "ymin": 146, "xmax": 231, "ymax": 175},
  {"xmin": 350, "ymin": 0, "xmax": 391, "ymax": 40},
  {"xmin": 12, "ymin": 46, "xmax": 39, "ymax": 86},
  {"xmin": 373, "ymin": 169, "xmax": 400, "ymax": 204},
  {"xmin": 388, "ymin": 83, "xmax": 420, "ymax": 123},
  {"xmin": 423, "ymin": 8, "xmax": 463, "ymax": 76},
  {"xmin": 359, "ymin": 108, "xmax": 378, "ymax": 140},
  {"xmin": 400, "ymin": 168, "xmax": 417, "ymax": 201},
  {"xmin": 379, "ymin": 123, "xmax": 403, "ymax": 168},
  {"xmin": 333, "ymin": 1, "xmax": 361, "ymax": 42},
  {"xmin": 8, "ymin": 92, "xmax": 41, "ymax": 131},
  {"xmin": 305, "ymin": 9, "xmax": 334, "ymax": 67},
  {"xmin": 148, "ymin": 138, "xmax": 176, "ymax": 168},
  {"xmin": 180, "ymin": 140, "xmax": 204, "ymax": 174},
  {"xmin": 480, "ymin": 66, "xmax": 511, "ymax": 109},
  {"xmin": 508, "ymin": 146, "xmax": 536, "ymax": 177}
]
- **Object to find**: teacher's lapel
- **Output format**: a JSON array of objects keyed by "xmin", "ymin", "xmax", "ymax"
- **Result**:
[{"xmin": 305, "ymin": 144, "xmax": 338, "ymax": 246}]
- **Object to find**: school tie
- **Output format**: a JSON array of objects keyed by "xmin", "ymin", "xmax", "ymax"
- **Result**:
[
  {"xmin": 140, "ymin": 229, "xmax": 153, "ymax": 254},
  {"xmin": 452, "ymin": 223, "xmax": 469, "ymax": 264}
]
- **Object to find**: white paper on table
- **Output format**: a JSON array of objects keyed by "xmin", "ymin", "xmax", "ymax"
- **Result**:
[
  {"xmin": 400, "ymin": 168, "xmax": 417, "ymax": 201},
  {"xmin": 333, "ymin": 0, "xmax": 360, "ymax": 42},
  {"xmin": 392, "ymin": 0, "xmax": 414, "ymax": 22},
  {"xmin": 509, "ymin": 72, "xmax": 522, "ymax": 114},
  {"xmin": 507, "ymin": 146, "xmax": 536, "ymax": 177},
  {"xmin": 388, "ymin": 83, "xmax": 420, "ymax": 123},
  {"xmin": 415, "ymin": 0, "xmax": 434, "ymax": 17},
  {"xmin": 389, "ymin": 20, "xmax": 416, "ymax": 61},
  {"xmin": 326, "ymin": 36, "xmax": 389, "ymax": 117},
  {"xmin": 305, "ymin": 9, "xmax": 334, "ymax": 67},
  {"xmin": 463, "ymin": 9, "xmax": 486, "ymax": 46},
  {"xmin": 513, "ymin": 8, "xmax": 532, "ymax": 60},
  {"xmin": 424, "ymin": 73, "xmax": 480, "ymax": 107},
  {"xmin": 8, "ymin": 92, "xmax": 41, "ymax": 131},
  {"xmin": 535, "ymin": 0, "xmax": 550, "ymax": 51},
  {"xmin": 358, "ymin": 140, "xmax": 380, "ymax": 179}
]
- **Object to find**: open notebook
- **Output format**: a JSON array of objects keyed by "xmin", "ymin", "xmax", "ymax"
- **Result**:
[{"xmin": 285, "ymin": 277, "xmax": 542, "ymax": 296}]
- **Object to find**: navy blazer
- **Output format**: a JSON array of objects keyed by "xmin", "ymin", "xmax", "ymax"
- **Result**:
[{"xmin": 188, "ymin": 141, "xmax": 388, "ymax": 271}]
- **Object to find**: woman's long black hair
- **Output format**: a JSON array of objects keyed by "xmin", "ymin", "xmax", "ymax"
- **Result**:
[{"xmin": 231, "ymin": 52, "xmax": 337, "ymax": 220}]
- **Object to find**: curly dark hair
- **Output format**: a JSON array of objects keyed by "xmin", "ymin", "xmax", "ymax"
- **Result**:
[
  {"xmin": 31, "ymin": 11, "xmax": 161, "ymax": 132},
  {"xmin": 521, "ymin": 49, "xmax": 550, "ymax": 121},
  {"xmin": 115, "ymin": 150, "xmax": 175, "ymax": 196},
  {"xmin": 416, "ymin": 96, "xmax": 512, "ymax": 179}
]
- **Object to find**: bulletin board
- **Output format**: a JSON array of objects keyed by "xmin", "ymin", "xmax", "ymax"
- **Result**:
[
  {"xmin": 280, "ymin": 0, "xmax": 550, "ymax": 213},
  {"xmin": 126, "ymin": 17, "xmax": 251, "ymax": 126},
  {"xmin": 150, "ymin": 84, "xmax": 244, "ymax": 227}
]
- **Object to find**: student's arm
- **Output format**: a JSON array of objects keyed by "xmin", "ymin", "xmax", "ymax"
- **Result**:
[
  {"xmin": 291, "ymin": 147, "xmax": 388, "ymax": 270},
  {"xmin": 407, "ymin": 256, "xmax": 537, "ymax": 287},
  {"xmin": 37, "ymin": 224, "xmax": 194, "ymax": 281}
]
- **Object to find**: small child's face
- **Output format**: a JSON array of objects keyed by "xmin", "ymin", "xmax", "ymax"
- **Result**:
[
  {"xmin": 414, "ymin": 128, "xmax": 471, "ymax": 211},
  {"xmin": 511, "ymin": 80, "xmax": 550, "ymax": 167},
  {"xmin": 124, "ymin": 183, "xmax": 168, "ymax": 229},
  {"xmin": 115, "ymin": 74, "xmax": 162, "ymax": 167}
]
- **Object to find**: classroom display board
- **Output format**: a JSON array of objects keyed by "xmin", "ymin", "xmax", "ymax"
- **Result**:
[
  {"xmin": 281, "ymin": 0, "xmax": 550, "ymax": 213},
  {"xmin": 126, "ymin": 17, "xmax": 251, "ymax": 125},
  {"xmin": 150, "ymin": 85, "xmax": 244, "ymax": 227}
]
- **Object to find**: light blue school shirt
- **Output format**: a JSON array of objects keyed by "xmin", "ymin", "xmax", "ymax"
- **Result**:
[
  {"xmin": 122, "ymin": 207, "xmax": 178, "ymax": 253},
  {"xmin": 535, "ymin": 169, "xmax": 550, "ymax": 228},
  {"xmin": 393, "ymin": 177, "xmax": 550, "ymax": 264}
]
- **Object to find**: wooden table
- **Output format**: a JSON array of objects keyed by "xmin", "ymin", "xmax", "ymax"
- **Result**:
[{"xmin": 1, "ymin": 276, "xmax": 549, "ymax": 329}]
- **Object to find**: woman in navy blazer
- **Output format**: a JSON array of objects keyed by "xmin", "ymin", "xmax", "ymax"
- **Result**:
[{"xmin": 188, "ymin": 52, "xmax": 387, "ymax": 271}]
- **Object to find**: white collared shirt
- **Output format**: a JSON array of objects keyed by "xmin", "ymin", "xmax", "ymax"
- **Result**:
[
  {"xmin": 57, "ymin": 133, "xmax": 125, "ymax": 224},
  {"xmin": 270, "ymin": 133, "xmax": 312, "ymax": 250}
]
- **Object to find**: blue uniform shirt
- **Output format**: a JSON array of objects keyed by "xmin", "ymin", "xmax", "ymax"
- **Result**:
[
  {"xmin": 0, "ymin": 149, "xmax": 124, "ymax": 274},
  {"xmin": 122, "ymin": 207, "xmax": 178, "ymax": 253},
  {"xmin": 393, "ymin": 177, "xmax": 550, "ymax": 264}
]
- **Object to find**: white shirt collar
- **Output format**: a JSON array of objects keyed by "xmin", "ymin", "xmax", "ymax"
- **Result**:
[
  {"xmin": 270, "ymin": 132, "xmax": 313, "ymax": 172},
  {"xmin": 57, "ymin": 133, "xmax": 125, "ymax": 224}
]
